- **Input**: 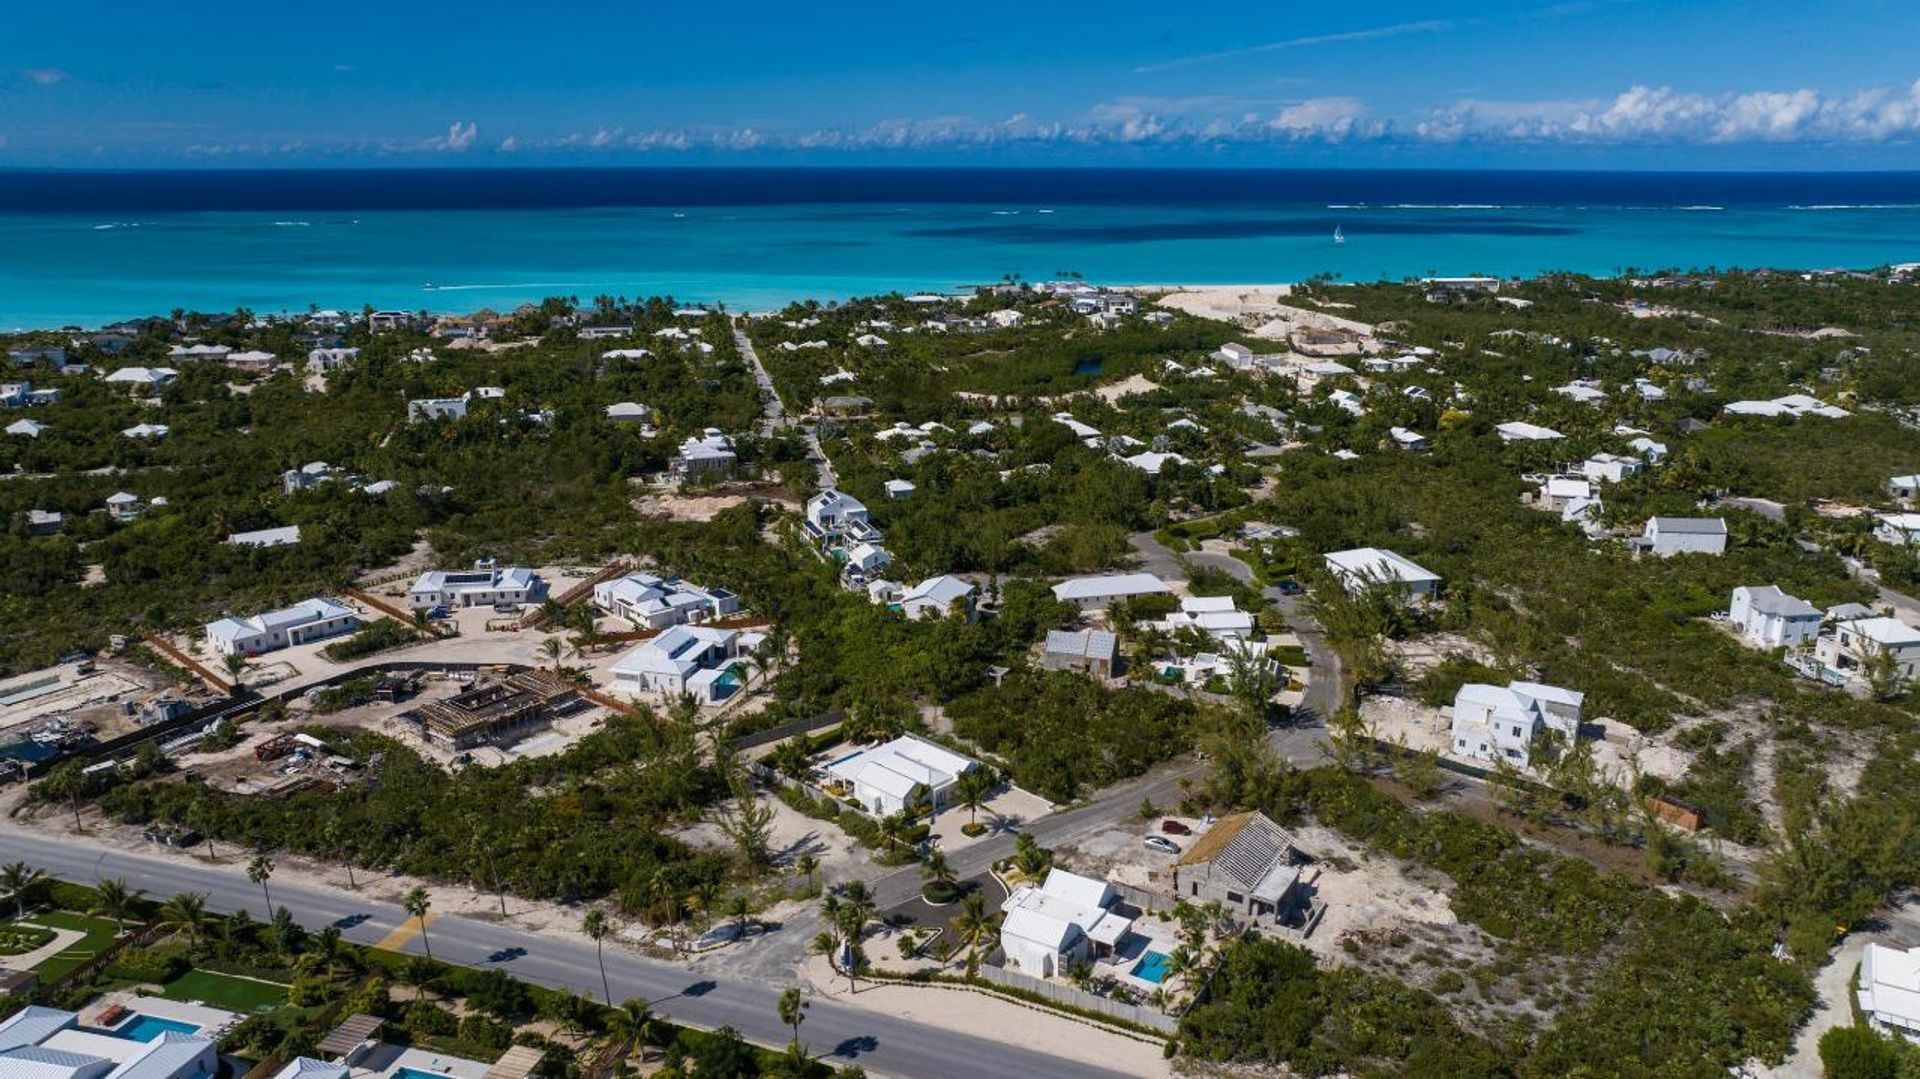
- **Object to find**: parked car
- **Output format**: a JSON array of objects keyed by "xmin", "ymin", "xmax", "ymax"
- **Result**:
[
  {"xmin": 1144, "ymin": 835, "xmax": 1182, "ymax": 855},
  {"xmin": 1275, "ymin": 579, "xmax": 1306, "ymax": 596},
  {"xmin": 426, "ymin": 605, "xmax": 450, "ymax": 619},
  {"xmin": 1160, "ymin": 820, "xmax": 1193, "ymax": 836}
]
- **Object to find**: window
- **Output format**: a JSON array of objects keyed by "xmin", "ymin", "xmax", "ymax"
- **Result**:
[
  {"xmin": 1227, "ymin": 892, "xmax": 1244, "ymax": 904},
  {"xmin": 1190, "ymin": 883, "xmax": 1199, "ymax": 896}
]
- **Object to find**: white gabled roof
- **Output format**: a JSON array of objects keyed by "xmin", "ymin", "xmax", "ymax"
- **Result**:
[
  {"xmin": 1838, "ymin": 616, "xmax": 1920, "ymax": 648},
  {"xmin": 1051, "ymin": 573, "xmax": 1171, "ymax": 602},
  {"xmin": 1496, "ymin": 420, "xmax": 1565, "ymax": 442},
  {"xmin": 902, "ymin": 574, "xmax": 974, "ymax": 607},
  {"xmin": 1323, "ymin": 547, "xmax": 1440, "ymax": 586}
]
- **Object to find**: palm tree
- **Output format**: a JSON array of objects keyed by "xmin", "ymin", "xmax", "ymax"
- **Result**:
[
  {"xmin": 920, "ymin": 850, "xmax": 956, "ymax": 898},
  {"xmin": 835, "ymin": 881, "xmax": 876, "ymax": 942},
  {"xmin": 158, "ymin": 892, "xmax": 211, "ymax": 952},
  {"xmin": 323, "ymin": 819, "xmax": 356, "ymax": 890},
  {"xmin": 777, "ymin": 985, "xmax": 809, "ymax": 1055},
  {"xmin": 0, "ymin": 862, "xmax": 45, "ymax": 919},
  {"xmin": 540, "ymin": 636, "xmax": 564, "ymax": 671},
  {"xmin": 691, "ymin": 880, "xmax": 722, "ymax": 932},
  {"xmin": 810, "ymin": 930, "xmax": 857, "ymax": 994},
  {"xmin": 220, "ymin": 652, "xmax": 248, "ymax": 691},
  {"xmin": 950, "ymin": 893, "xmax": 995, "ymax": 977},
  {"xmin": 246, "ymin": 855, "xmax": 274, "ymax": 915},
  {"xmin": 90, "ymin": 878, "xmax": 144, "ymax": 936},
  {"xmin": 725, "ymin": 894, "xmax": 751, "ymax": 941},
  {"xmin": 953, "ymin": 768, "xmax": 994, "ymax": 828},
  {"xmin": 583, "ymin": 909, "xmax": 612, "ymax": 1004},
  {"xmin": 794, "ymin": 853, "xmax": 820, "ymax": 893},
  {"xmin": 399, "ymin": 956, "xmax": 437, "ymax": 1002},
  {"xmin": 608, "ymin": 997, "xmax": 654, "ymax": 1057},
  {"xmin": 403, "ymin": 886, "xmax": 433, "ymax": 960}
]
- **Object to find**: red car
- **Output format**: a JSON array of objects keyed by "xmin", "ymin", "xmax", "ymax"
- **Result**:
[{"xmin": 1160, "ymin": 820, "xmax": 1193, "ymax": 836}]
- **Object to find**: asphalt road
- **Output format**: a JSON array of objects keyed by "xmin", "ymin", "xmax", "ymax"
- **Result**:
[
  {"xmin": 733, "ymin": 320, "xmax": 836, "ymax": 488},
  {"xmin": 3, "ymin": 831, "xmax": 1138, "ymax": 1079}
]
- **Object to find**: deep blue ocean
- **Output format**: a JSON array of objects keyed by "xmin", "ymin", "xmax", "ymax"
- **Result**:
[{"xmin": 0, "ymin": 167, "xmax": 1917, "ymax": 328}]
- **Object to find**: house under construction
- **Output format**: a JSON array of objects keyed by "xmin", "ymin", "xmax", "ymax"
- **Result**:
[{"xmin": 408, "ymin": 670, "xmax": 586, "ymax": 751}]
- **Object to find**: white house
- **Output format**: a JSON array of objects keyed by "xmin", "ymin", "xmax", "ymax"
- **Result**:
[
  {"xmin": 103, "ymin": 366, "xmax": 178, "ymax": 390},
  {"xmin": 844, "ymin": 541, "xmax": 891, "ymax": 575},
  {"xmin": 1728, "ymin": 585, "xmax": 1822, "ymax": 649},
  {"xmin": 7, "ymin": 418, "xmax": 45, "ymax": 438},
  {"xmin": 1817, "ymin": 616, "xmax": 1920, "ymax": 685},
  {"xmin": 408, "ymin": 566, "xmax": 543, "ymax": 609},
  {"xmin": 883, "ymin": 479, "xmax": 915, "ymax": 500},
  {"xmin": 1051, "ymin": 573, "xmax": 1172, "ymax": 612},
  {"xmin": 1582, "ymin": 453, "xmax": 1645, "ymax": 484},
  {"xmin": 1450, "ymin": 681, "xmax": 1585, "ymax": 767},
  {"xmin": 1159, "ymin": 595, "xmax": 1255, "ymax": 642},
  {"xmin": 1496, "ymin": 421, "xmax": 1566, "ymax": 443},
  {"xmin": 1389, "ymin": 427, "xmax": 1429, "ymax": 452},
  {"xmin": 205, "ymin": 597, "xmax": 359, "ymax": 657},
  {"xmin": 1627, "ymin": 436, "xmax": 1669, "ymax": 462},
  {"xmin": 1122, "ymin": 450, "xmax": 1188, "ymax": 474},
  {"xmin": 609, "ymin": 624, "xmax": 753, "ymax": 702},
  {"xmin": 605, "ymin": 401, "xmax": 655, "ymax": 424},
  {"xmin": 805, "ymin": 488, "xmax": 879, "ymax": 543},
  {"xmin": 1554, "ymin": 381, "xmax": 1608, "ymax": 404},
  {"xmin": 1875, "ymin": 513, "xmax": 1920, "ymax": 546},
  {"xmin": 227, "ymin": 349, "xmax": 280, "ymax": 374},
  {"xmin": 306, "ymin": 347, "xmax": 359, "ymax": 372},
  {"xmin": 1538, "ymin": 475, "xmax": 1593, "ymax": 511},
  {"xmin": 0, "ymin": 381, "xmax": 60, "ymax": 407},
  {"xmin": 0, "ymin": 1005, "xmax": 218, "ymax": 1079},
  {"xmin": 122, "ymin": 423, "xmax": 170, "ymax": 440},
  {"xmin": 283, "ymin": 461, "xmax": 338, "ymax": 494},
  {"xmin": 227, "ymin": 525, "xmax": 302, "ymax": 549},
  {"xmin": 1640, "ymin": 517, "xmax": 1727, "ymax": 557},
  {"xmin": 1858, "ymin": 942, "xmax": 1920, "ymax": 1039},
  {"xmin": 105, "ymin": 491, "xmax": 145, "ymax": 521},
  {"xmin": 672, "ymin": 428, "xmax": 738, "ymax": 480},
  {"xmin": 825, "ymin": 734, "xmax": 978, "ymax": 817},
  {"xmin": 407, "ymin": 397, "xmax": 469, "ymax": 423},
  {"xmin": 1723, "ymin": 394, "xmax": 1849, "ymax": 419},
  {"xmin": 1890, "ymin": 474, "xmax": 1920, "ymax": 503},
  {"xmin": 999, "ymin": 868, "xmax": 1134, "ymax": 979},
  {"xmin": 271, "ymin": 1060, "xmax": 350, "ymax": 1079},
  {"xmin": 1323, "ymin": 547, "xmax": 1441, "ymax": 598},
  {"xmin": 593, "ymin": 572, "xmax": 740, "ymax": 629},
  {"xmin": 168, "ymin": 343, "xmax": 232, "ymax": 363},
  {"xmin": 898, "ymin": 575, "xmax": 976, "ymax": 620}
]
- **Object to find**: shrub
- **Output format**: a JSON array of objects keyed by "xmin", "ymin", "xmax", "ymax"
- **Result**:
[
  {"xmin": 458, "ymin": 1013, "xmax": 514, "ymax": 1053},
  {"xmin": 288, "ymin": 975, "xmax": 339, "ymax": 1007},
  {"xmin": 1818, "ymin": 1025, "xmax": 1900, "ymax": 1079},
  {"xmin": 405, "ymin": 1001, "xmax": 458, "ymax": 1037},
  {"xmin": 105, "ymin": 945, "xmax": 189, "ymax": 984}
]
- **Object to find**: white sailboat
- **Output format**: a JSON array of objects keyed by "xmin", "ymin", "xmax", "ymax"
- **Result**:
[{"xmin": 1333, "ymin": 225, "xmax": 1345, "ymax": 245}]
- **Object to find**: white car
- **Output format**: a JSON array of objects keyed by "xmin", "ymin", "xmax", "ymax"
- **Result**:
[{"xmin": 1143, "ymin": 835, "xmax": 1182, "ymax": 855}]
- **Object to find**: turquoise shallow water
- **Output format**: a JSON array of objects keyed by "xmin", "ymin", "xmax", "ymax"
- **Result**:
[{"xmin": 1, "ymin": 168, "xmax": 1918, "ymax": 327}]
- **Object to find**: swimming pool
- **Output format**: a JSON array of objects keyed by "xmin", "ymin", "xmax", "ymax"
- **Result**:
[
  {"xmin": 1131, "ymin": 951, "xmax": 1173, "ymax": 984},
  {"xmin": 110, "ymin": 1014, "xmax": 202, "ymax": 1041},
  {"xmin": 827, "ymin": 750, "xmax": 865, "ymax": 769}
]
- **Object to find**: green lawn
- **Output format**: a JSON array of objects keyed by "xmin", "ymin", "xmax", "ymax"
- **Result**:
[
  {"xmin": 0, "ymin": 924, "xmax": 55, "ymax": 955},
  {"xmin": 159, "ymin": 968, "xmax": 289, "ymax": 1013},
  {"xmin": 15, "ymin": 911, "xmax": 122, "ymax": 982}
]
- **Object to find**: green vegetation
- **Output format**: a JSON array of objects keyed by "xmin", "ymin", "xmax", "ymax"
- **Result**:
[
  {"xmin": 159, "ymin": 967, "xmax": 290, "ymax": 1012},
  {"xmin": 24, "ymin": 910, "xmax": 122, "ymax": 982},
  {"xmin": 946, "ymin": 672, "xmax": 1205, "ymax": 801},
  {"xmin": 0, "ymin": 923, "xmax": 55, "ymax": 954},
  {"xmin": 320, "ymin": 618, "xmax": 420, "ymax": 661}
]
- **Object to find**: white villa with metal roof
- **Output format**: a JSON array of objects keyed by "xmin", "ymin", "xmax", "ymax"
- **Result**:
[
  {"xmin": 609, "ymin": 624, "xmax": 757, "ymax": 702},
  {"xmin": 672, "ymin": 428, "xmax": 738, "ymax": 480},
  {"xmin": 805, "ymin": 488, "xmax": 880, "ymax": 543},
  {"xmin": 1640, "ymin": 517, "xmax": 1727, "ymax": 557},
  {"xmin": 1158, "ymin": 595, "xmax": 1254, "ymax": 642},
  {"xmin": 592, "ymin": 572, "xmax": 739, "ymax": 630},
  {"xmin": 999, "ymin": 868, "xmax": 1134, "ymax": 979},
  {"xmin": 226, "ymin": 525, "xmax": 302, "ymax": 549},
  {"xmin": 1875, "ymin": 513, "xmax": 1920, "ymax": 546},
  {"xmin": 1728, "ymin": 585, "xmax": 1822, "ymax": 649},
  {"xmin": 825, "ymin": 734, "xmax": 979, "ymax": 817},
  {"xmin": 204, "ymin": 597, "xmax": 359, "ymax": 657},
  {"xmin": 0, "ymin": 1004, "xmax": 218, "ymax": 1079},
  {"xmin": 1323, "ymin": 547, "xmax": 1441, "ymax": 598},
  {"xmin": 1496, "ymin": 420, "xmax": 1565, "ymax": 442},
  {"xmin": 1859, "ymin": 942, "xmax": 1920, "ymax": 1039},
  {"xmin": 102, "ymin": 366, "xmax": 178, "ymax": 390},
  {"xmin": 1450, "ymin": 681, "xmax": 1585, "ymax": 767},
  {"xmin": 1051, "ymin": 573, "xmax": 1172, "ymax": 611},
  {"xmin": 407, "ymin": 397, "xmax": 469, "ymax": 423},
  {"xmin": 898, "ymin": 575, "xmax": 976, "ymax": 621},
  {"xmin": 1816, "ymin": 616, "xmax": 1920, "ymax": 686},
  {"xmin": 408, "ymin": 566, "xmax": 543, "ymax": 609}
]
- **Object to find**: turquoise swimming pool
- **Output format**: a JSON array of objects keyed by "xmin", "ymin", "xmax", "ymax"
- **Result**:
[
  {"xmin": 1131, "ymin": 950, "xmax": 1173, "ymax": 984},
  {"xmin": 828, "ymin": 749, "xmax": 865, "ymax": 768},
  {"xmin": 110, "ymin": 1014, "xmax": 202, "ymax": 1041}
]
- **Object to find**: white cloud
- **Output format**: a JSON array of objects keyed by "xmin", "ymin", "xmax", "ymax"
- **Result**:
[
  {"xmin": 425, "ymin": 121, "xmax": 477, "ymax": 152},
  {"xmin": 1269, "ymin": 97, "xmax": 1373, "ymax": 140},
  {"xmin": 22, "ymin": 68, "xmax": 68, "ymax": 85}
]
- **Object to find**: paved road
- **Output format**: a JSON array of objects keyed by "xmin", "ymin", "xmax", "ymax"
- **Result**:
[
  {"xmin": 4, "ymin": 831, "xmax": 1137, "ymax": 1079},
  {"xmin": 733, "ymin": 319, "xmax": 836, "ymax": 488}
]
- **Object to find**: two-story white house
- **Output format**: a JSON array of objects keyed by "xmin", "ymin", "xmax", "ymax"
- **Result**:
[
  {"xmin": 1816, "ymin": 616, "xmax": 1920, "ymax": 686},
  {"xmin": 609, "ymin": 624, "xmax": 759, "ymax": 702},
  {"xmin": 805, "ymin": 488, "xmax": 881, "ymax": 544},
  {"xmin": 1728, "ymin": 585, "xmax": 1822, "ymax": 649},
  {"xmin": 1450, "ymin": 681, "xmax": 1585, "ymax": 767},
  {"xmin": 1874, "ymin": 513, "xmax": 1920, "ymax": 546},
  {"xmin": 999, "ymin": 868, "xmax": 1134, "ymax": 979}
]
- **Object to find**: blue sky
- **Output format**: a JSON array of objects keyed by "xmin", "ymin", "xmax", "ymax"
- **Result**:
[{"xmin": 5, "ymin": 0, "xmax": 1920, "ymax": 168}]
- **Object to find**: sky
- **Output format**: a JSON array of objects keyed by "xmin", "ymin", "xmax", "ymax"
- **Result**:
[{"xmin": 4, "ymin": 0, "xmax": 1920, "ymax": 169}]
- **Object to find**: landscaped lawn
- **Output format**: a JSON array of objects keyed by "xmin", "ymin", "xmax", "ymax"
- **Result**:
[
  {"xmin": 159, "ymin": 968, "xmax": 289, "ymax": 1013},
  {"xmin": 0, "ymin": 924, "xmax": 55, "ymax": 954},
  {"xmin": 17, "ymin": 911, "xmax": 122, "ymax": 982}
]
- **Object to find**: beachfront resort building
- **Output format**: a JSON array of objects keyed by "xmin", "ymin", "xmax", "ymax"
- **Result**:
[
  {"xmin": 1323, "ymin": 547, "xmax": 1441, "ymax": 599},
  {"xmin": 1858, "ymin": 942, "xmax": 1920, "ymax": 1039},
  {"xmin": 204, "ymin": 597, "xmax": 360, "ymax": 657},
  {"xmin": 1449, "ymin": 681, "xmax": 1585, "ymax": 767},
  {"xmin": 999, "ymin": 869, "xmax": 1135, "ymax": 979},
  {"xmin": 824, "ymin": 734, "xmax": 980, "ymax": 818},
  {"xmin": 1172, "ymin": 811, "xmax": 1308, "ymax": 930},
  {"xmin": 407, "ymin": 566, "xmax": 544, "ymax": 610},
  {"xmin": 0, "ymin": 1005, "xmax": 219, "ymax": 1079},
  {"xmin": 592, "ymin": 572, "xmax": 740, "ymax": 630},
  {"xmin": 608, "ymin": 624, "xmax": 760, "ymax": 703},
  {"xmin": 1728, "ymin": 585, "xmax": 1822, "ymax": 649}
]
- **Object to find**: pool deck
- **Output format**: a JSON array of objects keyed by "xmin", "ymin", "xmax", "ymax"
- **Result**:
[
  {"xmin": 348, "ymin": 1044, "xmax": 492, "ymax": 1079},
  {"xmin": 85, "ymin": 992, "xmax": 239, "ymax": 1039}
]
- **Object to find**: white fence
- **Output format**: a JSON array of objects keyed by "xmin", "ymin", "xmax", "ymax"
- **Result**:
[{"xmin": 970, "ymin": 962, "xmax": 1178, "ymax": 1034}]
